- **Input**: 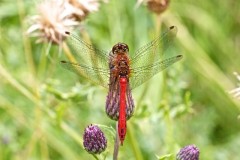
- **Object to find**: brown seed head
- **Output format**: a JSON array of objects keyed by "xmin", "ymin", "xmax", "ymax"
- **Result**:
[
  {"xmin": 147, "ymin": 0, "xmax": 170, "ymax": 14},
  {"xmin": 66, "ymin": 0, "xmax": 103, "ymax": 21},
  {"xmin": 27, "ymin": 0, "xmax": 79, "ymax": 44}
]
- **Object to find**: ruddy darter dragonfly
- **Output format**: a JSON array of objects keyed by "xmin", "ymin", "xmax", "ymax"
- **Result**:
[{"xmin": 61, "ymin": 26, "xmax": 183, "ymax": 145}]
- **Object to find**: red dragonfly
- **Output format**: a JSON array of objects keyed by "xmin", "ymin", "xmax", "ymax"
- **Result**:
[{"xmin": 61, "ymin": 26, "xmax": 183, "ymax": 145}]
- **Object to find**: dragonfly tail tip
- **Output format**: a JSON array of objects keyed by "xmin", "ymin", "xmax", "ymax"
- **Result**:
[{"xmin": 120, "ymin": 141, "xmax": 123, "ymax": 146}]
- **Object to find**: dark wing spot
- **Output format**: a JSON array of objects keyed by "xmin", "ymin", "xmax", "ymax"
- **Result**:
[
  {"xmin": 65, "ymin": 31, "xmax": 70, "ymax": 35},
  {"xmin": 61, "ymin": 60, "xmax": 67, "ymax": 63},
  {"xmin": 177, "ymin": 55, "xmax": 183, "ymax": 59}
]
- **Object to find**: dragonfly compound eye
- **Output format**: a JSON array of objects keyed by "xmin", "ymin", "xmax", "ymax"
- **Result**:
[
  {"xmin": 120, "ymin": 43, "xmax": 129, "ymax": 52},
  {"xmin": 124, "ymin": 44, "xmax": 129, "ymax": 52},
  {"xmin": 112, "ymin": 43, "xmax": 129, "ymax": 54},
  {"xmin": 112, "ymin": 44, "xmax": 118, "ymax": 54}
]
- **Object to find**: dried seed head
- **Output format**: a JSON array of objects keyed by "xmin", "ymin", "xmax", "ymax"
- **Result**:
[
  {"xmin": 176, "ymin": 145, "xmax": 200, "ymax": 160},
  {"xmin": 83, "ymin": 124, "xmax": 107, "ymax": 154},
  {"xmin": 27, "ymin": 0, "xmax": 79, "ymax": 44},
  {"xmin": 66, "ymin": 0, "xmax": 101, "ymax": 21},
  {"xmin": 147, "ymin": 0, "xmax": 170, "ymax": 14}
]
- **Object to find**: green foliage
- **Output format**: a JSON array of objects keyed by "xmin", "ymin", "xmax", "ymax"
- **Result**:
[{"xmin": 1, "ymin": 0, "xmax": 240, "ymax": 160}]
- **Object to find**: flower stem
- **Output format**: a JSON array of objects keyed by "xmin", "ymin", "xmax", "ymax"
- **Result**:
[
  {"xmin": 113, "ymin": 122, "xmax": 119, "ymax": 160},
  {"xmin": 61, "ymin": 123, "xmax": 83, "ymax": 148},
  {"xmin": 0, "ymin": 64, "xmax": 38, "ymax": 104},
  {"xmin": 156, "ymin": 14, "xmax": 162, "ymax": 35},
  {"xmin": 128, "ymin": 122, "xmax": 144, "ymax": 160},
  {"xmin": 17, "ymin": 0, "xmax": 36, "ymax": 82},
  {"xmin": 62, "ymin": 42, "xmax": 77, "ymax": 63},
  {"xmin": 92, "ymin": 154, "xmax": 99, "ymax": 160}
]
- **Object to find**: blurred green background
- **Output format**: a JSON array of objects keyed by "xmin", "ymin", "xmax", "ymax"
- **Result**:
[{"xmin": 1, "ymin": 0, "xmax": 240, "ymax": 160}]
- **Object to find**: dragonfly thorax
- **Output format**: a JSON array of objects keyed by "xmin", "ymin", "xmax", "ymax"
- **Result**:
[
  {"xmin": 109, "ymin": 44, "xmax": 131, "ymax": 77},
  {"xmin": 118, "ymin": 60, "xmax": 129, "ymax": 76}
]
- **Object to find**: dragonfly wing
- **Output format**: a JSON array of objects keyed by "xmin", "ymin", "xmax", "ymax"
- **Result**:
[
  {"xmin": 130, "ymin": 26, "xmax": 178, "ymax": 68},
  {"xmin": 61, "ymin": 60, "xmax": 110, "ymax": 88},
  {"xmin": 129, "ymin": 55, "xmax": 183, "ymax": 89},
  {"xmin": 64, "ymin": 31, "xmax": 110, "ymax": 71},
  {"xmin": 61, "ymin": 31, "xmax": 110, "ymax": 88}
]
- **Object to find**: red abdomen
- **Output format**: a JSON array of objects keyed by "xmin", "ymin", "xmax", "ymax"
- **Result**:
[{"xmin": 118, "ymin": 77, "xmax": 127, "ymax": 145}]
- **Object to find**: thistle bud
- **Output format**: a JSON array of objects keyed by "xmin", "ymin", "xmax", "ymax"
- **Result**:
[
  {"xmin": 83, "ymin": 124, "xmax": 107, "ymax": 154},
  {"xmin": 105, "ymin": 88, "xmax": 134, "ymax": 121},
  {"xmin": 176, "ymin": 145, "xmax": 199, "ymax": 160}
]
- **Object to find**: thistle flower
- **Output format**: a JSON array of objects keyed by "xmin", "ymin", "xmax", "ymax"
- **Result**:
[
  {"xmin": 176, "ymin": 145, "xmax": 199, "ymax": 160},
  {"xmin": 83, "ymin": 124, "xmax": 107, "ymax": 154},
  {"xmin": 147, "ymin": 0, "xmax": 170, "ymax": 14},
  {"xmin": 1, "ymin": 134, "xmax": 10, "ymax": 145},
  {"xmin": 27, "ymin": 0, "xmax": 79, "ymax": 44},
  {"xmin": 229, "ymin": 72, "xmax": 240, "ymax": 99}
]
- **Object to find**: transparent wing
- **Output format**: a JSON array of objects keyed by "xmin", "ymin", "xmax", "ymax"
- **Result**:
[
  {"xmin": 130, "ymin": 26, "xmax": 178, "ymax": 69},
  {"xmin": 129, "ymin": 55, "xmax": 183, "ymax": 89},
  {"xmin": 64, "ymin": 31, "xmax": 110, "ymax": 68},
  {"xmin": 60, "ymin": 61, "xmax": 110, "ymax": 88},
  {"xmin": 60, "ymin": 31, "xmax": 110, "ymax": 88}
]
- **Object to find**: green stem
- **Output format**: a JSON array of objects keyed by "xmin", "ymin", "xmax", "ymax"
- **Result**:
[
  {"xmin": 128, "ymin": 122, "xmax": 144, "ymax": 160},
  {"xmin": 135, "ymin": 82, "xmax": 149, "ymax": 113},
  {"xmin": 17, "ymin": 0, "xmax": 36, "ymax": 82},
  {"xmin": 0, "ymin": 64, "xmax": 38, "ymax": 104},
  {"xmin": 164, "ymin": 104, "xmax": 174, "ymax": 156},
  {"xmin": 113, "ymin": 122, "xmax": 119, "ymax": 160},
  {"xmin": 158, "ymin": 16, "xmax": 175, "ymax": 156},
  {"xmin": 60, "ymin": 123, "xmax": 83, "ymax": 148},
  {"xmin": 38, "ymin": 43, "xmax": 48, "ymax": 80},
  {"xmin": 92, "ymin": 154, "xmax": 99, "ymax": 160},
  {"xmin": 62, "ymin": 42, "xmax": 77, "ymax": 63},
  {"xmin": 156, "ymin": 14, "xmax": 162, "ymax": 35}
]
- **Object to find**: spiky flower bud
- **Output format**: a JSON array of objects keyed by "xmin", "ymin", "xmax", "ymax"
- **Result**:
[
  {"xmin": 83, "ymin": 124, "xmax": 107, "ymax": 154},
  {"xmin": 105, "ymin": 87, "xmax": 134, "ymax": 121},
  {"xmin": 176, "ymin": 145, "xmax": 199, "ymax": 160}
]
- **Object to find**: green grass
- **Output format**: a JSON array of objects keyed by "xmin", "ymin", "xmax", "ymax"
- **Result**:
[{"xmin": 0, "ymin": 0, "xmax": 240, "ymax": 159}]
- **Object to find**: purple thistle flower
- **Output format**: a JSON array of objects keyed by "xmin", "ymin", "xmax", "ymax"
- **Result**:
[
  {"xmin": 83, "ymin": 124, "xmax": 107, "ymax": 154},
  {"xmin": 176, "ymin": 145, "xmax": 199, "ymax": 160}
]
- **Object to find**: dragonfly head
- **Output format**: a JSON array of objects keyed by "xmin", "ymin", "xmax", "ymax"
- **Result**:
[{"xmin": 112, "ymin": 43, "xmax": 129, "ymax": 54}]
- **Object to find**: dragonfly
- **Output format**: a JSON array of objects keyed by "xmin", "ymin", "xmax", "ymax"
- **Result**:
[{"xmin": 60, "ymin": 26, "xmax": 183, "ymax": 145}]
